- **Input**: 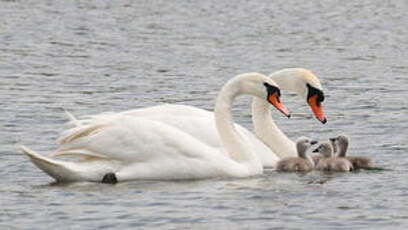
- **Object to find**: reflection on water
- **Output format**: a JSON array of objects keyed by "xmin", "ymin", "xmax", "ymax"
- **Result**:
[{"xmin": 1, "ymin": 0, "xmax": 408, "ymax": 229}]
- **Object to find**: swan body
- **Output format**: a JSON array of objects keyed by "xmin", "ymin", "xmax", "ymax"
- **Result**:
[
  {"xmin": 276, "ymin": 137, "xmax": 316, "ymax": 172},
  {"xmin": 331, "ymin": 135, "xmax": 374, "ymax": 169},
  {"xmin": 315, "ymin": 142, "xmax": 353, "ymax": 172},
  {"xmin": 69, "ymin": 104, "xmax": 283, "ymax": 167},
  {"xmin": 76, "ymin": 68, "xmax": 326, "ymax": 166},
  {"xmin": 21, "ymin": 73, "xmax": 289, "ymax": 182}
]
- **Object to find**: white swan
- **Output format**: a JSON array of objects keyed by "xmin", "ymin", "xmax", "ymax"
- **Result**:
[
  {"xmin": 94, "ymin": 68, "xmax": 326, "ymax": 165},
  {"xmin": 252, "ymin": 68, "xmax": 326, "ymax": 159},
  {"xmin": 21, "ymin": 73, "xmax": 290, "ymax": 182}
]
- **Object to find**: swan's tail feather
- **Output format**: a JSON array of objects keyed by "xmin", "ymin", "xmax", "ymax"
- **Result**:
[
  {"xmin": 20, "ymin": 145, "xmax": 80, "ymax": 182},
  {"xmin": 58, "ymin": 123, "xmax": 106, "ymax": 144},
  {"xmin": 20, "ymin": 145, "xmax": 120, "ymax": 182},
  {"xmin": 64, "ymin": 109, "xmax": 80, "ymax": 127},
  {"xmin": 51, "ymin": 150, "xmax": 108, "ymax": 161}
]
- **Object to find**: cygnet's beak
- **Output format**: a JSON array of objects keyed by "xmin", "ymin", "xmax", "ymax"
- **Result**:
[
  {"xmin": 307, "ymin": 95, "xmax": 327, "ymax": 124},
  {"xmin": 329, "ymin": 137, "xmax": 336, "ymax": 142},
  {"xmin": 267, "ymin": 92, "xmax": 291, "ymax": 118},
  {"xmin": 310, "ymin": 140, "xmax": 318, "ymax": 145}
]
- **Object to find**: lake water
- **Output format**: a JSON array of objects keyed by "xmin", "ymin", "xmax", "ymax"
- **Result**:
[{"xmin": 1, "ymin": 0, "xmax": 408, "ymax": 229}]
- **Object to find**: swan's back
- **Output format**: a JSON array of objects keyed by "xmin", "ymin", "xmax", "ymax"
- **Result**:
[{"xmin": 121, "ymin": 104, "xmax": 212, "ymax": 118}]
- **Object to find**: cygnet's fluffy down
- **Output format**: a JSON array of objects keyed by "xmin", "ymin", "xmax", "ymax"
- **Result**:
[
  {"xmin": 315, "ymin": 142, "xmax": 353, "ymax": 172},
  {"xmin": 311, "ymin": 154, "xmax": 322, "ymax": 165},
  {"xmin": 331, "ymin": 135, "xmax": 374, "ymax": 169},
  {"xmin": 277, "ymin": 138, "xmax": 316, "ymax": 172}
]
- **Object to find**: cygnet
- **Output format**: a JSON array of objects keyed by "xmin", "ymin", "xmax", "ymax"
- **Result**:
[
  {"xmin": 277, "ymin": 137, "xmax": 317, "ymax": 172},
  {"xmin": 315, "ymin": 142, "xmax": 353, "ymax": 172},
  {"xmin": 334, "ymin": 135, "xmax": 374, "ymax": 169}
]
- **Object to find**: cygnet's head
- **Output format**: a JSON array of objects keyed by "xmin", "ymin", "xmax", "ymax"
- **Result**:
[
  {"xmin": 316, "ymin": 142, "xmax": 333, "ymax": 158},
  {"xmin": 296, "ymin": 137, "xmax": 318, "ymax": 158},
  {"xmin": 233, "ymin": 73, "xmax": 291, "ymax": 117},
  {"xmin": 269, "ymin": 68, "xmax": 326, "ymax": 124},
  {"xmin": 336, "ymin": 135, "xmax": 349, "ymax": 146}
]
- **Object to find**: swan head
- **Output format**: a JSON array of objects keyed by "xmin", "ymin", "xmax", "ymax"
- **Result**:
[
  {"xmin": 269, "ymin": 68, "xmax": 327, "ymax": 124},
  {"xmin": 315, "ymin": 142, "xmax": 333, "ymax": 158},
  {"xmin": 296, "ymin": 136, "xmax": 318, "ymax": 158},
  {"xmin": 236, "ymin": 73, "xmax": 291, "ymax": 117}
]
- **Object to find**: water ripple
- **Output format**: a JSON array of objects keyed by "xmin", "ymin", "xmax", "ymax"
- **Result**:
[{"xmin": 1, "ymin": 0, "xmax": 408, "ymax": 229}]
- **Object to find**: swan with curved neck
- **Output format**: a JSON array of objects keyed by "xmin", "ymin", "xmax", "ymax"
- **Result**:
[
  {"xmin": 253, "ymin": 68, "xmax": 325, "ymax": 159},
  {"xmin": 21, "ymin": 73, "xmax": 290, "ymax": 182},
  {"xmin": 64, "ymin": 68, "xmax": 327, "ymax": 167}
]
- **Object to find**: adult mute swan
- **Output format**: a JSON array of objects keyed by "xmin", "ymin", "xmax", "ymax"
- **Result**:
[
  {"xmin": 21, "ymin": 73, "xmax": 290, "ymax": 182},
  {"xmin": 252, "ymin": 68, "xmax": 326, "ymax": 159},
  {"xmin": 105, "ymin": 68, "xmax": 326, "ymax": 165}
]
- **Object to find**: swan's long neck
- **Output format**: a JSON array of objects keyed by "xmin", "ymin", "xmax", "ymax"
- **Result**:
[
  {"xmin": 251, "ymin": 71, "xmax": 307, "ymax": 158},
  {"xmin": 338, "ymin": 140, "xmax": 348, "ymax": 157},
  {"xmin": 252, "ymin": 98, "xmax": 296, "ymax": 158},
  {"xmin": 214, "ymin": 79, "xmax": 261, "ymax": 169}
]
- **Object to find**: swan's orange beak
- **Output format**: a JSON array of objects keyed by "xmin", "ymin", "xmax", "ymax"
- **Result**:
[
  {"xmin": 268, "ymin": 93, "xmax": 291, "ymax": 118},
  {"xmin": 307, "ymin": 94, "xmax": 327, "ymax": 124}
]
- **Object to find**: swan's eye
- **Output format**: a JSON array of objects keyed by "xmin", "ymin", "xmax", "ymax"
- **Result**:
[
  {"xmin": 264, "ymin": 82, "xmax": 281, "ymax": 97},
  {"xmin": 306, "ymin": 83, "xmax": 325, "ymax": 102}
]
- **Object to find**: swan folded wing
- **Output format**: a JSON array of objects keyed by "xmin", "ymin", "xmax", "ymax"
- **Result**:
[
  {"xmin": 141, "ymin": 115, "xmax": 223, "ymax": 150},
  {"xmin": 123, "ymin": 114, "xmax": 278, "ymax": 166},
  {"xmin": 55, "ymin": 116, "xmax": 243, "ymax": 177},
  {"xmin": 70, "ymin": 105, "xmax": 278, "ymax": 167},
  {"xmin": 50, "ymin": 150, "xmax": 109, "ymax": 161},
  {"xmin": 58, "ymin": 123, "xmax": 108, "ymax": 144},
  {"xmin": 59, "ymin": 112, "xmax": 133, "ymax": 144},
  {"xmin": 88, "ymin": 113, "xmax": 277, "ymax": 166}
]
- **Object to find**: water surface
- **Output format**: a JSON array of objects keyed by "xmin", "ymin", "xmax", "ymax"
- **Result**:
[{"xmin": 1, "ymin": 0, "xmax": 408, "ymax": 229}]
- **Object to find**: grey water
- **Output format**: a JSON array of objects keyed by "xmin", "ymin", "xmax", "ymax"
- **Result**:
[{"xmin": 1, "ymin": 0, "xmax": 408, "ymax": 229}]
